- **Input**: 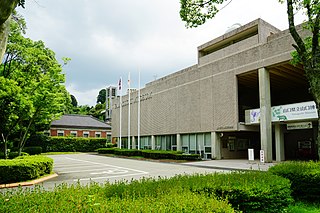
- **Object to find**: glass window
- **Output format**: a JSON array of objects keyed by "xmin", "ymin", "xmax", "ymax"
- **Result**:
[
  {"xmin": 95, "ymin": 132, "xmax": 101, "ymax": 138},
  {"xmin": 205, "ymin": 133, "xmax": 211, "ymax": 146},
  {"xmin": 83, "ymin": 132, "xmax": 89, "ymax": 138},
  {"xmin": 71, "ymin": 131, "xmax": 77, "ymax": 137},
  {"xmin": 57, "ymin": 130, "xmax": 64, "ymax": 137}
]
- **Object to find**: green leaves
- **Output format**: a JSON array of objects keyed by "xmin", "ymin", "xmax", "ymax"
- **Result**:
[
  {"xmin": 180, "ymin": 0, "xmax": 226, "ymax": 28},
  {"xmin": 0, "ymin": 17, "xmax": 70, "ymax": 154}
]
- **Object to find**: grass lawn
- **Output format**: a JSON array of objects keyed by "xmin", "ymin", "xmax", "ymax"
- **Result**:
[{"xmin": 288, "ymin": 201, "xmax": 320, "ymax": 213}]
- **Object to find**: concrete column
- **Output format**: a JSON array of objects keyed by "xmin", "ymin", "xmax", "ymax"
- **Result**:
[
  {"xmin": 132, "ymin": 136, "xmax": 136, "ymax": 150},
  {"xmin": 211, "ymin": 132, "xmax": 221, "ymax": 160},
  {"xmin": 275, "ymin": 124, "xmax": 285, "ymax": 161},
  {"xmin": 176, "ymin": 134, "xmax": 182, "ymax": 151},
  {"xmin": 151, "ymin": 135, "xmax": 155, "ymax": 150},
  {"xmin": 258, "ymin": 67, "xmax": 273, "ymax": 162}
]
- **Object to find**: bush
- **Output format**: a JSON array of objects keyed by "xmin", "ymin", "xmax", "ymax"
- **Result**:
[
  {"xmin": 186, "ymin": 172, "xmax": 293, "ymax": 212},
  {"xmin": 0, "ymin": 182, "xmax": 236, "ymax": 212},
  {"xmin": 8, "ymin": 151, "xmax": 29, "ymax": 159},
  {"xmin": 96, "ymin": 148, "xmax": 116, "ymax": 154},
  {"xmin": 23, "ymin": 146, "xmax": 43, "ymax": 155},
  {"xmin": 114, "ymin": 149, "xmax": 142, "ymax": 157},
  {"xmin": 269, "ymin": 161, "xmax": 320, "ymax": 201},
  {"xmin": 141, "ymin": 150, "xmax": 183, "ymax": 159},
  {"xmin": 0, "ymin": 155, "xmax": 53, "ymax": 184},
  {"xmin": 43, "ymin": 137, "xmax": 107, "ymax": 152}
]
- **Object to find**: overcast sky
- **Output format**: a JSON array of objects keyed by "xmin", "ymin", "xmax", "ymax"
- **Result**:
[{"xmin": 17, "ymin": 0, "xmax": 305, "ymax": 106}]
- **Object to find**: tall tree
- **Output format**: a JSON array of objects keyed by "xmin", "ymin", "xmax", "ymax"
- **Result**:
[
  {"xmin": 97, "ymin": 88, "xmax": 106, "ymax": 104},
  {"xmin": 0, "ymin": 18, "xmax": 70, "ymax": 156},
  {"xmin": 180, "ymin": 0, "xmax": 320, "ymax": 158}
]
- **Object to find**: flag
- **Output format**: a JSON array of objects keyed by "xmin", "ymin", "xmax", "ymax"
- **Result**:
[{"xmin": 118, "ymin": 77, "xmax": 122, "ymax": 91}]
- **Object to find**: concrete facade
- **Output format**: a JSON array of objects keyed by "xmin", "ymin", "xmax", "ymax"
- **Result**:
[{"xmin": 112, "ymin": 19, "xmax": 318, "ymax": 161}]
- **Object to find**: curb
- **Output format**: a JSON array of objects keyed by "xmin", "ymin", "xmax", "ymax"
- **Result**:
[{"xmin": 0, "ymin": 173, "xmax": 58, "ymax": 189}]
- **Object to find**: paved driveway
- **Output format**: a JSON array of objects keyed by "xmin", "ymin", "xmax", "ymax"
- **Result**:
[{"xmin": 40, "ymin": 153, "xmax": 225, "ymax": 189}]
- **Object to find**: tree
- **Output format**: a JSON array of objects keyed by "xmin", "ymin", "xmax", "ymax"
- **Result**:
[
  {"xmin": 180, "ymin": 0, "xmax": 320, "ymax": 158},
  {"xmin": 97, "ymin": 89, "xmax": 106, "ymax": 104},
  {"xmin": 0, "ymin": 0, "xmax": 24, "ymax": 61},
  {"xmin": 71, "ymin": 94, "xmax": 78, "ymax": 107},
  {"xmin": 0, "ymin": 18, "xmax": 70, "ymax": 156}
]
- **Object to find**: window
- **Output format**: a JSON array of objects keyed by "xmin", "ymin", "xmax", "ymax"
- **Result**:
[
  {"xmin": 57, "ymin": 130, "xmax": 64, "ymax": 137},
  {"xmin": 83, "ymin": 131, "xmax": 89, "ymax": 138},
  {"xmin": 95, "ymin": 132, "xmax": 101, "ymax": 138},
  {"xmin": 70, "ymin": 131, "xmax": 77, "ymax": 137}
]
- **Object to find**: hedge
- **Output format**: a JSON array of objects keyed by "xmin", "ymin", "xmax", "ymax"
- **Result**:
[
  {"xmin": 0, "ymin": 155, "xmax": 53, "ymax": 184},
  {"xmin": 42, "ymin": 137, "xmax": 107, "ymax": 152},
  {"xmin": 0, "ymin": 171, "xmax": 292, "ymax": 212},
  {"xmin": 22, "ymin": 146, "xmax": 43, "ymax": 155},
  {"xmin": 269, "ymin": 161, "xmax": 320, "ymax": 201},
  {"xmin": 96, "ymin": 148, "xmax": 201, "ymax": 161}
]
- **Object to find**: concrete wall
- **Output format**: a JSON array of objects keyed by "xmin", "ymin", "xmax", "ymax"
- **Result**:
[{"xmin": 112, "ymin": 19, "xmax": 299, "ymax": 139}]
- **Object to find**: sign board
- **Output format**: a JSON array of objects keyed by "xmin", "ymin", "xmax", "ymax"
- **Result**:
[
  {"xmin": 248, "ymin": 149, "xmax": 254, "ymax": 161},
  {"xmin": 246, "ymin": 101, "xmax": 318, "ymax": 124},
  {"xmin": 260, "ymin": 150, "xmax": 265, "ymax": 163},
  {"xmin": 287, "ymin": 122, "xmax": 313, "ymax": 130}
]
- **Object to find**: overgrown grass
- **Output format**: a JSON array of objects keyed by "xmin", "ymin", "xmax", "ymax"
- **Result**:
[
  {"xmin": 0, "ymin": 171, "xmax": 293, "ymax": 212},
  {"xmin": 287, "ymin": 201, "xmax": 320, "ymax": 213}
]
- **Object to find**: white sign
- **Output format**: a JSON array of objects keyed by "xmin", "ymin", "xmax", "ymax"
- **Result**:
[
  {"xmin": 260, "ymin": 150, "xmax": 265, "ymax": 163},
  {"xmin": 248, "ymin": 149, "xmax": 254, "ymax": 161},
  {"xmin": 246, "ymin": 101, "xmax": 318, "ymax": 124},
  {"xmin": 287, "ymin": 122, "xmax": 313, "ymax": 130}
]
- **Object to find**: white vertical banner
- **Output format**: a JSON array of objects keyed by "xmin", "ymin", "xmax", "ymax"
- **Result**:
[
  {"xmin": 118, "ymin": 77, "xmax": 122, "ymax": 149},
  {"xmin": 138, "ymin": 70, "xmax": 141, "ymax": 150},
  {"xmin": 128, "ymin": 72, "xmax": 131, "ymax": 149}
]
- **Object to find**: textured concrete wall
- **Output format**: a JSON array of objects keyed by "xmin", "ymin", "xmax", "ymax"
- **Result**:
[{"xmin": 112, "ymin": 19, "xmax": 299, "ymax": 139}]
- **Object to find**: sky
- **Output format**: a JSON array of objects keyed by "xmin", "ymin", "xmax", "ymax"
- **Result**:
[{"xmin": 17, "ymin": 0, "xmax": 306, "ymax": 106}]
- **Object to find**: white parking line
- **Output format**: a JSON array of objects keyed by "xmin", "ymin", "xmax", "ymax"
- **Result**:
[{"xmin": 64, "ymin": 157, "xmax": 148, "ymax": 174}]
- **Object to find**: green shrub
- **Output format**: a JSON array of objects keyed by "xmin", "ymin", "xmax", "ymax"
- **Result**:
[
  {"xmin": 96, "ymin": 148, "xmax": 116, "ymax": 154},
  {"xmin": 141, "ymin": 150, "xmax": 183, "ymax": 159},
  {"xmin": 114, "ymin": 149, "xmax": 142, "ymax": 157},
  {"xmin": 185, "ymin": 172, "xmax": 293, "ymax": 212},
  {"xmin": 175, "ymin": 153, "xmax": 201, "ymax": 161},
  {"xmin": 0, "ymin": 183, "xmax": 236, "ymax": 213},
  {"xmin": 269, "ymin": 161, "xmax": 320, "ymax": 201},
  {"xmin": 8, "ymin": 151, "xmax": 29, "ymax": 159},
  {"xmin": 23, "ymin": 146, "xmax": 43, "ymax": 155},
  {"xmin": 0, "ymin": 155, "xmax": 53, "ymax": 184},
  {"xmin": 0, "ymin": 172, "xmax": 291, "ymax": 212},
  {"xmin": 44, "ymin": 137, "xmax": 107, "ymax": 152}
]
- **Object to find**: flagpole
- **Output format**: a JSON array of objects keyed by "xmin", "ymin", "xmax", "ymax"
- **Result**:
[
  {"xmin": 138, "ymin": 70, "xmax": 141, "ymax": 150},
  {"xmin": 119, "ymin": 77, "xmax": 122, "ymax": 149},
  {"xmin": 128, "ymin": 72, "xmax": 131, "ymax": 149}
]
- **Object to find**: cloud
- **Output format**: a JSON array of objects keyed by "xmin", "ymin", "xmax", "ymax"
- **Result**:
[{"xmin": 17, "ymin": 0, "xmax": 306, "ymax": 106}]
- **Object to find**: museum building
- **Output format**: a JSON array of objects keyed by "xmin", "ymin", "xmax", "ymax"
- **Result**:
[{"xmin": 111, "ymin": 19, "xmax": 318, "ymax": 162}]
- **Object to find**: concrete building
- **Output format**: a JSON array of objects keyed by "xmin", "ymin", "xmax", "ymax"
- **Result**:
[{"xmin": 111, "ymin": 19, "xmax": 318, "ymax": 162}]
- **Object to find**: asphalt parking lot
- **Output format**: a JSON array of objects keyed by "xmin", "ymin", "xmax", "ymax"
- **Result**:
[{"xmin": 39, "ymin": 153, "xmax": 225, "ymax": 189}]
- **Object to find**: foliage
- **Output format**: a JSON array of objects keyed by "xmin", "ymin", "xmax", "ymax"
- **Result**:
[
  {"xmin": 70, "ymin": 94, "xmax": 78, "ymax": 107},
  {"xmin": 0, "ymin": 171, "xmax": 292, "ymax": 212},
  {"xmin": 22, "ymin": 146, "xmax": 43, "ymax": 155},
  {"xmin": 287, "ymin": 201, "xmax": 320, "ymax": 213},
  {"xmin": 97, "ymin": 148, "xmax": 206, "ymax": 161},
  {"xmin": 269, "ymin": 161, "xmax": 320, "ymax": 201},
  {"xmin": 0, "ymin": 155, "xmax": 53, "ymax": 184},
  {"xmin": 42, "ymin": 137, "xmax": 108, "ymax": 152},
  {"xmin": 0, "ymin": 18, "xmax": 70, "ymax": 156},
  {"xmin": 97, "ymin": 88, "xmax": 106, "ymax": 104}
]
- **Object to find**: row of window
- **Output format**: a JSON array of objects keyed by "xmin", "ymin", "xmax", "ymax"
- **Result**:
[{"xmin": 45, "ymin": 130, "xmax": 108, "ymax": 138}]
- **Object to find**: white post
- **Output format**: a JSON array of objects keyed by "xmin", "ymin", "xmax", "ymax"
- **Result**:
[
  {"xmin": 128, "ymin": 72, "xmax": 131, "ymax": 149},
  {"xmin": 109, "ymin": 87, "xmax": 112, "ymax": 121},
  {"xmin": 119, "ymin": 77, "xmax": 122, "ymax": 149},
  {"xmin": 138, "ymin": 70, "xmax": 141, "ymax": 150}
]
